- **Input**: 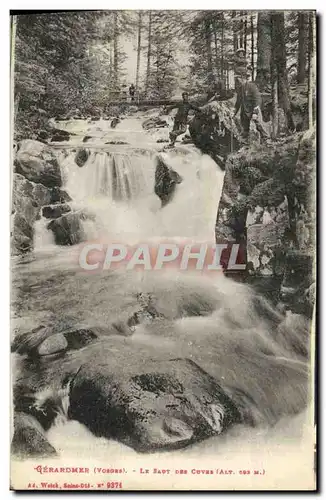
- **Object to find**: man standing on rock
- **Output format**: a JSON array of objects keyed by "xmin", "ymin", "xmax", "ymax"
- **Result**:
[
  {"xmin": 129, "ymin": 84, "xmax": 136, "ymax": 102},
  {"xmin": 165, "ymin": 92, "xmax": 201, "ymax": 147},
  {"xmin": 233, "ymin": 72, "xmax": 269, "ymax": 142}
]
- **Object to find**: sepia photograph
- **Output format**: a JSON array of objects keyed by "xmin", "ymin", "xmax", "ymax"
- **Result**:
[{"xmin": 10, "ymin": 9, "xmax": 316, "ymax": 491}]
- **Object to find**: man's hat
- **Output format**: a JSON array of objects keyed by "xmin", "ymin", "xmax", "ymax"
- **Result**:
[{"xmin": 236, "ymin": 47, "xmax": 245, "ymax": 54}]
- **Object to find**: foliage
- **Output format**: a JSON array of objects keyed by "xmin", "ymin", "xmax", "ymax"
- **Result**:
[
  {"xmin": 13, "ymin": 11, "xmax": 130, "ymax": 138},
  {"xmin": 12, "ymin": 10, "xmax": 314, "ymax": 139}
]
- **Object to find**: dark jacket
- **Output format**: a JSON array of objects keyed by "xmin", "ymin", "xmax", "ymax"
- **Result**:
[
  {"xmin": 166, "ymin": 102, "xmax": 200, "ymax": 124},
  {"xmin": 235, "ymin": 81, "xmax": 262, "ymax": 118}
]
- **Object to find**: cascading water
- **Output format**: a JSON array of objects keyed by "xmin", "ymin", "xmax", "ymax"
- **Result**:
[
  {"xmin": 13, "ymin": 115, "xmax": 312, "ymax": 471},
  {"xmin": 40, "ymin": 119, "xmax": 225, "ymax": 246}
]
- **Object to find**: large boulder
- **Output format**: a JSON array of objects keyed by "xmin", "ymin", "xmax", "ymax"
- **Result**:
[
  {"xmin": 51, "ymin": 128, "xmax": 74, "ymax": 142},
  {"xmin": 49, "ymin": 187, "xmax": 72, "ymax": 204},
  {"xmin": 154, "ymin": 154, "xmax": 182, "ymax": 207},
  {"xmin": 68, "ymin": 358, "xmax": 241, "ymax": 453},
  {"xmin": 12, "ymin": 326, "xmax": 97, "ymax": 359},
  {"xmin": 15, "ymin": 140, "xmax": 62, "ymax": 188},
  {"xmin": 189, "ymin": 100, "xmax": 243, "ymax": 168},
  {"xmin": 143, "ymin": 116, "xmax": 168, "ymax": 130},
  {"xmin": 11, "ymin": 173, "xmax": 54, "ymax": 255},
  {"xmin": 75, "ymin": 148, "xmax": 89, "ymax": 168},
  {"xmin": 46, "ymin": 209, "xmax": 96, "ymax": 246},
  {"xmin": 280, "ymin": 250, "xmax": 314, "ymax": 316},
  {"xmin": 11, "ymin": 412, "xmax": 57, "ymax": 458},
  {"xmin": 279, "ymin": 127, "xmax": 316, "ymax": 315},
  {"xmin": 215, "ymin": 134, "xmax": 301, "ymax": 248},
  {"xmin": 42, "ymin": 204, "xmax": 71, "ymax": 219},
  {"xmin": 63, "ymin": 328, "xmax": 98, "ymax": 350},
  {"xmin": 12, "ymin": 173, "xmax": 52, "ymax": 212},
  {"xmin": 37, "ymin": 333, "xmax": 68, "ymax": 357},
  {"xmin": 11, "ymin": 212, "xmax": 34, "ymax": 254},
  {"xmin": 215, "ymin": 128, "xmax": 315, "ymax": 317},
  {"xmin": 47, "ymin": 212, "xmax": 88, "ymax": 246}
]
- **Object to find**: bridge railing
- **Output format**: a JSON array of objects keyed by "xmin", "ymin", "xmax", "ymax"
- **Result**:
[{"xmin": 106, "ymin": 99, "xmax": 179, "ymax": 107}]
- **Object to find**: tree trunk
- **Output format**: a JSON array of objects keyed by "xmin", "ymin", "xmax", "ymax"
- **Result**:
[
  {"xmin": 270, "ymin": 19, "xmax": 278, "ymax": 138},
  {"xmin": 109, "ymin": 41, "xmax": 113, "ymax": 91},
  {"xmin": 256, "ymin": 12, "xmax": 271, "ymax": 91},
  {"xmin": 271, "ymin": 12, "xmax": 295, "ymax": 131},
  {"xmin": 239, "ymin": 11, "xmax": 244, "ymax": 48},
  {"xmin": 113, "ymin": 11, "xmax": 119, "ymax": 90},
  {"xmin": 205, "ymin": 16, "xmax": 213, "ymax": 83},
  {"xmin": 297, "ymin": 12, "xmax": 308, "ymax": 84},
  {"xmin": 145, "ymin": 11, "xmax": 152, "ymax": 94},
  {"xmin": 308, "ymin": 12, "xmax": 316, "ymax": 128},
  {"xmin": 136, "ymin": 11, "xmax": 142, "ymax": 92},
  {"xmin": 221, "ymin": 14, "xmax": 225, "ymax": 84},
  {"xmin": 213, "ymin": 19, "xmax": 219, "ymax": 76},
  {"xmin": 232, "ymin": 11, "xmax": 238, "ymax": 52},
  {"xmin": 251, "ymin": 15, "xmax": 255, "ymax": 80},
  {"xmin": 244, "ymin": 12, "xmax": 247, "ymax": 58}
]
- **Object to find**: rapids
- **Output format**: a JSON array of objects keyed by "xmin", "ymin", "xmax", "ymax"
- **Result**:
[{"xmin": 12, "ymin": 114, "xmax": 313, "ymax": 479}]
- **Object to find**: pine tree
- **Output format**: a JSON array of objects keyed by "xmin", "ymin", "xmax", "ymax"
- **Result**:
[
  {"xmin": 145, "ymin": 11, "xmax": 152, "ymax": 95},
  {"xmin": 135, "ymin": 11, "xmax": 142, "ymax": 93},
  {"xmin": 271, "ymin": 12, "xmax": 295, "ymax": 131},
  {"xmin": 297, "ymin": 12, "xmax": 308, "ymax": 84},
  {"xmin": 256, "ymin": 12, "xmax": 271, "ymax": 91},
  {"xmin": 308, "ymin": 11, "xmax": 316, "ymax": 128}
]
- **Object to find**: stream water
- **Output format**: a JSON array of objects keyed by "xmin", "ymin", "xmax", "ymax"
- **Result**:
[{"xmin": 11, "ymin": 115, "xmax": 314, "ymax": 488}]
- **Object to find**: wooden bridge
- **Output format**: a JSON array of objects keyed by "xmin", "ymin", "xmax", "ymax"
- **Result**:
[{"xmin": 107, "ymin": 99, "xmax": 186, "ymax": 107}]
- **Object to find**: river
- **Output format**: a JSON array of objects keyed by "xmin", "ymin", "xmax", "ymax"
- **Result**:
[{"xmin": 11, "ymin": 113, "xmax": 314, "ymax": 490}]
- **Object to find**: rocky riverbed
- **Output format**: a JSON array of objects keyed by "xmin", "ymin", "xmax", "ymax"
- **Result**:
[{"xmin": 11, "ymin": 109, "xmax": 315, "ymax": 473}]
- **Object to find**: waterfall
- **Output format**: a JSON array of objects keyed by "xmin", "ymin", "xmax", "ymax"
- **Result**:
[
  {"xmin": 15, "ymin": 117, "xmax": 311, "ymax": 466},
  {"xmin": 34, "ymin": 117, "xmax": 226, "ymax": 250},
  {"xmin": 61, "ymin": 149, "xmax": 156, "ymax": 203},
  {"xmin": 56, "ymin": 146, "xmax": 224, "ymax": 245}
]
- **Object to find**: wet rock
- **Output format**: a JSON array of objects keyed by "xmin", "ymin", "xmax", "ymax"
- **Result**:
[
  {"xmin": 142, "ymin": 116, "xmax": 168, "ymax": 130},
  {"xmin": 110, "ymin": 117, "xmax": 120, "ymax": 128},
  {"xmin": 82, "ymin": 135, "xmax": 92, "ymax": 143},
  {"xmin": 11, "ymin": 412, "xmax": 57, "ymax": 458},
  {"xmin": 215, "ymin": 134, "xmax": 302, "ymax": 256},
  {"xmin": 47, "ymin": 212, "xmax": 87, "ymax": 246},
  {"xmin": 11, "ymin": 213, "xmax": 34, "ymax": 255},
  {"xmin": 32, "ymin": 182, "xmax": 52, "ymax": 206},
  {"xmin": 68, "ymin": 358, "xmax": 241, "ymax": 452},
  {"xmin": 304, "ymin": 282, "xmax": 316, "ymax": 310},
  {"xmin": 280, "ymin": 250, "xmax": 314, "ymax": 316},
  {"xmin": 12, "ymin": 173, "xmax": 52, "ymax": 216},
  {"xmin": 50, "ymin": 187, "xmax": 72, "ymax": 204},
  {"xmin": 11, "ymin": 325, "xmax": 52, "ymax": 356},
  {"xmin": 246, "ymin": 200, "xmax": 290, "ymax": 277},
  {"xmin": 182, "ymin": 135, "xmax": 193, "ymax": 144},
  {"xmin": 14, "ymin": 383, "xmax": 70, "ymax": 431},
  {"xmin": 75, "ymin": 148, "xmax": 89, "ymax": 168},
  {"xmin": 36, "ymin": 129, "xmax": 50, "ymax": 143},
  {"xmin": 63, "ymin": 329, "xmax": 98, "ymax": 350},
  {"xmin": 112, "ymin": 320, "xmax": 135, "ymax": 336},
  {"xmin": 105, "ymin": 140, "xmax": 128, "ymax": 145},
  {"xmin": 154, "ymin": 154, "xmax": 183, "ymax": 207},
  {"xmin": 276, "ymin": 311, "xmax": 310, "ymax": 358},
  {"xmin": 38, "ymin": 333, "xmax": 68, "ymax": 356},
  {"xmin": 15, "ymin": 139, "xmax": 62, "ymax": 188},
  {"xmin": 42, "ymin": 204, "xmax": 71, "ymax": 219}
]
